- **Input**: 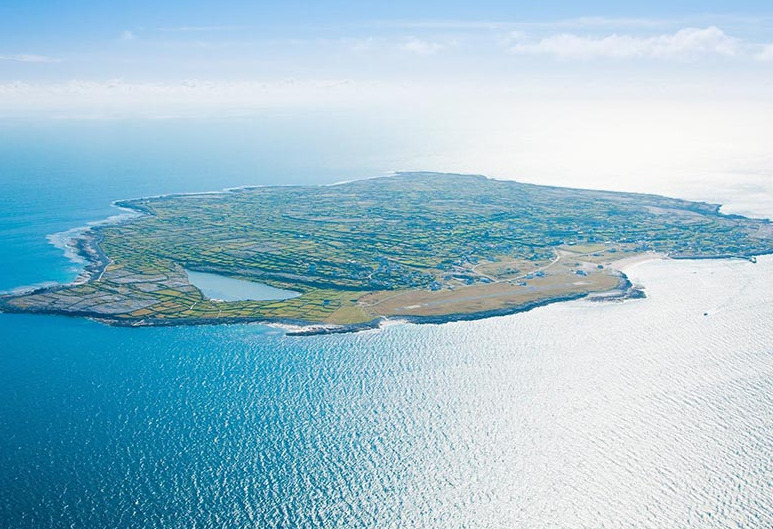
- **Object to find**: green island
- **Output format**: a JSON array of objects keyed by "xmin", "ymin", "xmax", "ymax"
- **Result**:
[{"xmin": 2, "ymin": 172, "xmax": 772, "ymax": 334}]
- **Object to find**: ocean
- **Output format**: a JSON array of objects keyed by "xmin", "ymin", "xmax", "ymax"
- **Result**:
[{"xmin": 1, "ymin": 118, "xmax": 772, "ymax": 528}]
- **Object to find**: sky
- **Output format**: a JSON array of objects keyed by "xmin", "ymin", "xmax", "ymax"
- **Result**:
[
  {"xmin": 2, "ymin": 1, "xmax": 773, "ymax": 214},
  {"xmin": 2, "ymin": 0, "xmax": 773, "ymax": 105}
]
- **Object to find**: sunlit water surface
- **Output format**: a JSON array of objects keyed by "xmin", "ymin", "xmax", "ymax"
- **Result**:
[
  {"xmin": 3, "ymin": 257, "xmax": 772, "ymax": 527},
  {"xmin": 1, "ymin": 119, "xmax": 772, "ymax": 528}
]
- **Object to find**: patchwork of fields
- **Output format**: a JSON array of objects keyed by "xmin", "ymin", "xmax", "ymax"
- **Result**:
[{"xmin": 3, "ymin": 172, "xmax": 772, "ymax": 328}]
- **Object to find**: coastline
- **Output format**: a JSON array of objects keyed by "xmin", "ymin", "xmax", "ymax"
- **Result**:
[
  {"xmin": 2, "ymin": 241, "xmax": 767, "ymax": 338},
  {"xmin": 2, "ymin": 173, "xmax": 772, "ymax": 336},
  {"xmin": 7, "ymin": 249, "xmax": 766, "ymax": 336},
  {"xmin": 0, "ymin": 266, "xmax": 645, "ymax": 336}
]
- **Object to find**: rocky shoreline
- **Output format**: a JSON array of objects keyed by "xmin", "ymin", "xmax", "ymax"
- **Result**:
[{"xmin": 0, "ymin": 268, "xmax": 646, "ymax": 336}]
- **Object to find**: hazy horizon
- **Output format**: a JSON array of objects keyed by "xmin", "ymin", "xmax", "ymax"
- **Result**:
[{"xmin": 4, "ymin": 2, "xmax": 773, "ymax": 220}]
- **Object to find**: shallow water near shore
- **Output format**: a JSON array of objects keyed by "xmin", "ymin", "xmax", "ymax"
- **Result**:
[{"xmin": 1, "ymin": 119, "xmax": 773, "ymax": 528}]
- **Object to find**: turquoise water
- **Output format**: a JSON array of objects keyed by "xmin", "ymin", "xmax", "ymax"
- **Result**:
[
  {"xmin": 2, "ymin": 119, "xmax": 773, "ymax": 528},
  {"xmin": 185, "ymin": 269, "xmax": 301, "ymax": 301}
]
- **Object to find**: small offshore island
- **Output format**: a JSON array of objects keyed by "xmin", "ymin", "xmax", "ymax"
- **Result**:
[{"xmin": 2, "ymin": 172, "xmax": 773, "ymax": 334}]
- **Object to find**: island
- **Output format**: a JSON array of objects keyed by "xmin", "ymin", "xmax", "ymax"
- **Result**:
[{"xmin": 2, "ymin": 172, "xmax": 772, "ymax": 334}]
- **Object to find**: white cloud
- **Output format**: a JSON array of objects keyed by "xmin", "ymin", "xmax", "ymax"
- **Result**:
[
  {"xmin": 756, "ymin": 43, "xmax": 773, "ymax": 61},
  {"xmin": 401, "ymin": 38, "xmax": 445, "ymax": 55},
  {"xmin": 121, "ymin": 30, "xmax": 135, "ymax": 41},
  {"xmin": 509, "ymin": 26, "xmax": 740, "ymax": 60},
  {"xmin": 0, "ymin": 79, "xmax": 423, "ymax": 118},
  {"xmin": 0, "ymin": 54, "xmax": 58, "ymax": 63}
]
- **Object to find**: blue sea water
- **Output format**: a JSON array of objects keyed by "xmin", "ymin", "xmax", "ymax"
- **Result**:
[{"xmin": 2, "ymin": 118, "xmax": 773, "ymax": 528}]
